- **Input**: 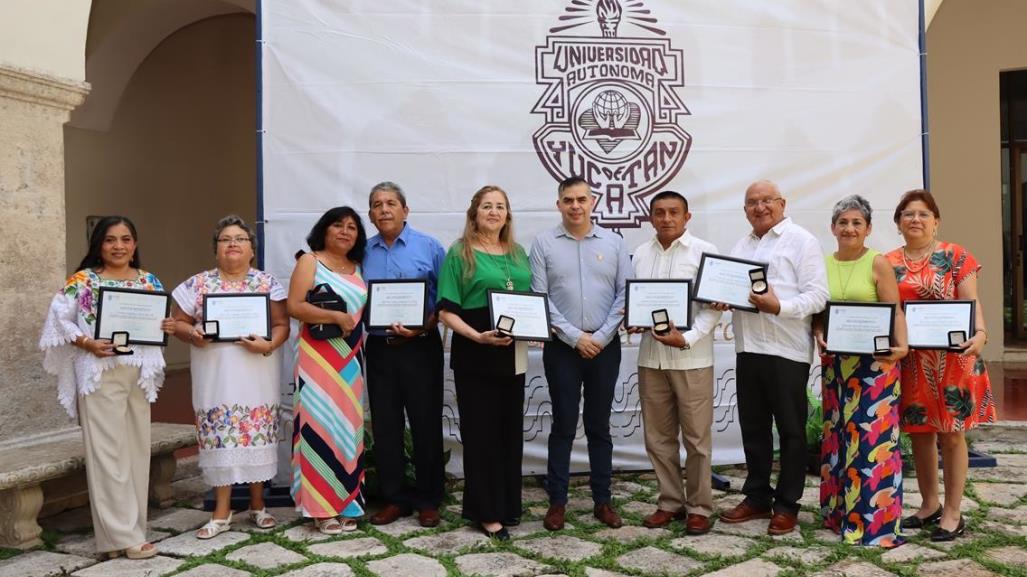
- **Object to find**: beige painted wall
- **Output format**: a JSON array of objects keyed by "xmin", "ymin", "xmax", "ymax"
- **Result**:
[
  {"xmin": 926, "ymin": 0, "xmax": 1027, "ymax": 359},
  {"xmin": 0, "ymin": 0, "xmax": 90, "ymax": 81},
  {"xmin": 65, "ymin": 14, "xmax": 257, "ymax": 368}
]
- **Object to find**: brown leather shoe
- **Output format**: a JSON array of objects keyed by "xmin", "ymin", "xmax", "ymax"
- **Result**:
[
  {"xmin": 593, "ymin": 503, "xmax": 623, "ymax": 528},
  {"xmin": 369, "ymin": 504, "xmax": 411, "ymax": 525},
  {"xmin": 418, "ymin": 508, "xmax": 441, "ymax": 528},
  {"xmin": 685, "ymin": 514, "xmax": 712, "ymax": 535},
  {"xmin": 767, "ymin": 511, "xmax": 798, "ymax": 535},
  {"xmin": 642, "ymin": 509, "xmax": 687, "ymax": 529},
  {"xmin": 719, "ymin": 501, "xmax": 772, "ymax": 524},
  {"xmin": 543, "ymin": 504, "xmax": 566, "ymax": 531}
]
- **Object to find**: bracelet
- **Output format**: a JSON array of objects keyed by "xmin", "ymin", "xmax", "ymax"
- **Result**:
[{"xmin": 262, "ymin": 348, "xmax": 274, "ymax": 357}]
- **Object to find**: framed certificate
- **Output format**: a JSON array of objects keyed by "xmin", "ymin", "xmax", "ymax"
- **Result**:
[
  {"xmin": 94, "ymin": 287, "xmax": 171, "ymax": 346},
  {"xmin": 487, "ymin": 290, "xmax": 553, "ymax": 342},
  {"xmin": 903, "ymin": 300, "xmax": 975, "ymax": 350},
  {"xmin": 624, "ymin": 279, "xmax": 692, "ymax": 330},
  {"xmin": 366, "ymin": 280, "xmax": 428, "ymax": 330},
  {"xmin": 693, "ymin": 254, "xmax": 768, "ymax": 312},
  {"xmin": 824, "ymin": 301, "xmax": 895, "ymax": 355},
  {"xmin": 202, "ymin": 293, "xmax": 272, "ymax": 342}
]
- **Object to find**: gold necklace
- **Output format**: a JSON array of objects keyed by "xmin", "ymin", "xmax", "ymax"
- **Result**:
[
  {"xmin": 833, "ymin": 248, "xmax": 866, "ymax": 300},
  {"xmin": 480, "ymin": 236, "xmax": 514, "ymax": 290},
  {"xmin": 902, "ymin": 240, "xmax": 936, "ymax": 273}
]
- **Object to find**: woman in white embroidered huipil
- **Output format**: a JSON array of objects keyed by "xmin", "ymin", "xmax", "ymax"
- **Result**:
[
  {"xmin": 171, "ymin": 215, "xmax": 290, "ymax": 539},
  {"xmin": 39, "ymin": 216, "xmax": 175, "ymax": 560}
]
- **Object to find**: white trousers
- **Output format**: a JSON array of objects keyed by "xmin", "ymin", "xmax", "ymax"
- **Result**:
[{"xmin": 79, "ymin": 365, "xmax": 150, "ymax": 552}]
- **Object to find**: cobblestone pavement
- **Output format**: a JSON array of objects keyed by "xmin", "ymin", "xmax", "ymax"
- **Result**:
[{"xmin": 2, "ymin": 441, "xmax": 1025, "ymax": 577}]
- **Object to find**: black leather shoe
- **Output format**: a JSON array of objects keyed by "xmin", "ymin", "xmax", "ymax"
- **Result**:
[
  {"xmin": 481, "ymin": 524, "xmax": 510, "ymax": 541},
  {"xmin": 930, "ymin": 516, "xmax": 965, "ymax": 542},
  {"xmin": 502, "ymin": 517, "xmax": 521, "ymax": 527},
  {"xmin": 900, "ymin": 506, "xmax": 942, "ymax": 530}
]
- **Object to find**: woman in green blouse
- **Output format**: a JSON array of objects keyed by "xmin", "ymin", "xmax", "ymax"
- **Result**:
[{"xmin": 438, "ymin": 185, "xmax": 531, "ymax": 541}]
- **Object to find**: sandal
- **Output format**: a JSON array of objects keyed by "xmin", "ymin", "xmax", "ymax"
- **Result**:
[
  {"xmin": 314, "ymin": 517, "xmax": 344, "ymax": 535},
  {"xmin": 196, "ymin": 513, "xmax": 233, "ymax": 539},
  {"xmin": 247, "ymin": 507, "xmax": 277, "ymax": 529},
  {"xmin": 124, "ymin": 542, "xmax": 158, "ymax": 560},
  {"xmin": 339, "ymin": 517, "xmax": 359, "ymax": 532}
]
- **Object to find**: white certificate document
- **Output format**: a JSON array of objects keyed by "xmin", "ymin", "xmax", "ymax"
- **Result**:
[
  {"xmin": 366, "ymin": 280, "xmax": 428, "ymax": 329},
  {"xmin": 94, "ymin": 288, "xmax": 170, "ymax": 345},
  {"xmin": 825, "ymin": 302, "xmax": 894, "ymax": 355},
  {"xmin": 904, "ymin": 300, "xmax": 974, "ymax": 349},
  {"xmin": 693, "ymin": 254, "xmax": 767, "ymax": 312},
  {"xmin": 203, "ymin": 293, "xmax": 271, "ymax": 341},
  {"xmin": 488, "ymin": 290, "xmax": 552, "ymax": 341},
  {"xmin": 625, "ymin": 279, "xmax": 691, "ymax": 329}
]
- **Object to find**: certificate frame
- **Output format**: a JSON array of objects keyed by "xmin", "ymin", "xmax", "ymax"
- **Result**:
[
  {"xmin": 486, "ymin": 289, "xmax": 553, "ymax": 342},
  {"xmin": 624, "ymin": 279, "xmax": 692, "ymax": 330},
  {"xmin": 202, "ymin": 293, "xmax": 272, "ymax": 342},
  {"xmin": 823, "ymin": 301, "xmax": 895, "ymax": 355},
  {"xmin": 903, "ymin": 299, "xmax": 975, "ymax": 350},
  {"xmin": 94, "ymin": 287, "xmax": 171, "ymax": 346},
  {"xmin": 365, "ymin": 279, "xmax": 429, "ymax": 330},
  {"xmin": 692, "ymin": 253, "xmax": 768, "ymax": 313}
]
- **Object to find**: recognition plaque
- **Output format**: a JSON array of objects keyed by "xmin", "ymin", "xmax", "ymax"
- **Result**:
[
  {"xmin": 693, "ymin": 254, "xmax": 768, "ymax": 312},
  {"xmin": 904, "ymin": 300, "xmax": 975, "ymax": 350},
  {"xmin": 202, "ymin": 293, "xmax": 272, "ymax": 342},
  {"xmin": 487, "ymin": 290, "xmax": 552, "ymax": 342},
  {"xmin": 366, "ymin": 280, "xmax": 428, "ymax": 330},
  {"xmin": 824, "ymin": 301, "xmax": 895, "ymax": 355},
  {"xmin": 94, "ymin": 287, "xmax": 171, "ymax": 346},
  {"xmin": 624, "ymin": 279, "xmax": 691, "ymax": 330}
]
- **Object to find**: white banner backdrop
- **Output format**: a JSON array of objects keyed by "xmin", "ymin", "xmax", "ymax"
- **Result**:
[{"xmin": 261, "ymin": 0, "xmax": 923, "ymax": 478}]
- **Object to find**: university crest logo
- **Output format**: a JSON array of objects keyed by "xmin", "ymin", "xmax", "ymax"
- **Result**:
[{"xmin": 532, "ymin": 0, "xmax": 691, "ymax": 229}]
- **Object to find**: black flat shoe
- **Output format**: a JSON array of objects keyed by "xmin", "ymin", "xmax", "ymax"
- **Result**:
[
  {"xmin": 930, "ymin": 516, "xmax": 965, "ymax": 542},
  {"xmin": 481, "ymin": 524, "xmax": 510, "ymax": 541},
  {"xmin": 900, "ymin": 506, "xmax": 942, "ymax": 530},
  {"xmin": 502, "ymin": 517, "xmax": 521, "ymax": 527}
]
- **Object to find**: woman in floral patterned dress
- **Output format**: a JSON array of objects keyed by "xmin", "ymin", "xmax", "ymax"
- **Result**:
[
  {"xmin": 39, "ymin": 216, "xmax": 175, "ymax": 559},
  {"xmin": 813, "ymin": 195, "xmax": 908, "ymax": 548},
  {"xmin": 171, "ymin": 215, "xmax": 290, "ymax": 539},
  {"xmin": 887, "ymin": 190, "xmax": 997, "ymax": 542}
]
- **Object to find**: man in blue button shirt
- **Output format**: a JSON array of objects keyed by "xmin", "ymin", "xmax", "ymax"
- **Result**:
[
  {"xmin": 529, "ymin": 176, "xmax": 631, "ymax": 530},
  {"xmin": 362, "ymin": 181, "xmax": 447, "ymax": 528}
]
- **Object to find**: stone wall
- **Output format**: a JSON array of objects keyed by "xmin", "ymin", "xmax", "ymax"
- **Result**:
[{"xmin": 0, "ymin": 64, "xmax": 89, "ymax": 444}]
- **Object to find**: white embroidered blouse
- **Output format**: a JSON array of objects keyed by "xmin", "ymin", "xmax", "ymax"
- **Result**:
[{"xmin": 38, "ymin": 268, "xmax": 167, "ymax": 418}]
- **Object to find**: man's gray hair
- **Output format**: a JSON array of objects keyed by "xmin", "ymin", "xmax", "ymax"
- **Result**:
[
  {"xmin": 212, "ymin": 214, "xmax": 257, "ymax": 254},
  {"xmin": 831, "ymin": 194, "xmax": 873, "ymax": 225},
  {"xmin": 368, "ymin": 181, "xmax": 407, "ymax": 209}
]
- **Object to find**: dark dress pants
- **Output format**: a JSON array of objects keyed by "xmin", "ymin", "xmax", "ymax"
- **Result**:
[
  {"xmin": 736, "ymin": 352, "xmax": 809, "ymax": 515},
  {"xmin": 543, "ymin": 338, "xmax": 620, "ymax": 505},
  {"xmin": 453, "ymin": 369, "xmax": 525, "ymax": 523},
  {"xmin": 365, "ymin": 330, "xmax": 445, "ymax": 510}
]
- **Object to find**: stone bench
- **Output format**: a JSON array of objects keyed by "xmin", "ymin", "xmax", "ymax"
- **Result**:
[{"xmin": 0, "ymin": 422, "xmax": 196, "ymax": 549}]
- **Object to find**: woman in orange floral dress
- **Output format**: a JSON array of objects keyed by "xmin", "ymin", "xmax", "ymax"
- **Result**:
[{"xmin": 886, "ymin": 190, "xmax": 997, "ymax": 542}]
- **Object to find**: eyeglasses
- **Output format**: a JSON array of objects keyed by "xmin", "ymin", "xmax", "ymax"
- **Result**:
[
  {"xmin": 217, "ymin": 236, "xmax": 251, "ymax": 245},
  {"xmin": 744, "ymin": 197, "xmax": 782, "ymax": 209},
  {"xmin": 899, "ymin": 210, "xmax": 934, "ymax": 221}
]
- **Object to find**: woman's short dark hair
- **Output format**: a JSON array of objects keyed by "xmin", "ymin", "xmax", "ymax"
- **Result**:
[
  {"xmin": 893, "ymin": 189, "xmax": 941, "ymax": 224},
  {"xmin": 304, "ymin": 206, "xmax": 367, "ymax": 262},
  {"xmin": 211, "ymin": 214, "xmax": 258, "ymax": 254},
  {"xmin": 77, "ymin": 216, "xmax": 142, "ymax": 271}
]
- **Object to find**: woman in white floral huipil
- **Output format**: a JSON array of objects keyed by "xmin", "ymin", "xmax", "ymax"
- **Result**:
[{"xmin": 171, "ymin": 215, "xmax": 290, "ymax": 539}]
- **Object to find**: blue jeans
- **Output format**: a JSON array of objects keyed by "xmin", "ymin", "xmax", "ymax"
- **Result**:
[{"xmin": 542, "ymin": 337, "xmax": 621, "ymax": 505}]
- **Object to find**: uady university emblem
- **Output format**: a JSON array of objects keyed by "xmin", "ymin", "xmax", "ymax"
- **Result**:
[{"xmin": 533, "ymin": 0, "xmax": 691, "ymax": 229}]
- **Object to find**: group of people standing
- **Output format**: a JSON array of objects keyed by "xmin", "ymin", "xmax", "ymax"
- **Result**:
[{"xmin": 39, "ymin": 177, "xmax": 995, "ymax": 558}]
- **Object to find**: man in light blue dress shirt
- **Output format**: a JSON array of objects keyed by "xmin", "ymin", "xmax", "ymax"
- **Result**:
[
  {"xmin": 529, "ymin": 176, "xmax": 631, "ymax": 531},
  {"xmin": 362, "ymin": 182, "xmax": 447, "ymax": 528}
]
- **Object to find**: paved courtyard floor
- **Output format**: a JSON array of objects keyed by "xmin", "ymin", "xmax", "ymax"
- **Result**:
[{"xmin": 1, "ymin": 439, "xmax": 1025, "ymax": 577}]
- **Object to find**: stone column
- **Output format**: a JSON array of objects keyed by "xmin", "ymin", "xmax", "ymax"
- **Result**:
[
  {"xmin": 0, "ymin": 64, "xmax": 88, "ymax": 549},
  {"xmin": 0, "ymin": 64, "xmax": 89, "ymax": 444}
]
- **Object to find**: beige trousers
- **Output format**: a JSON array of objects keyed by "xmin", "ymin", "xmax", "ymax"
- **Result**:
[
  {"xmin": 638, "ymin": 365, "xmax": 714, "ymax": 516},
  {"xmin": 79, "ymin": 364, "xmax": 150, "ymax": 552}
]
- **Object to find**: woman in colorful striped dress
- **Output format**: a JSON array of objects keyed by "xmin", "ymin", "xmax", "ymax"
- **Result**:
[
  {"xmin": 813, "ymin": 195, "xmax": 908, "ymax": 547},
  {"xmin": 287, "ymin": 206, "xmax": 368, "ymax": 534}
]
